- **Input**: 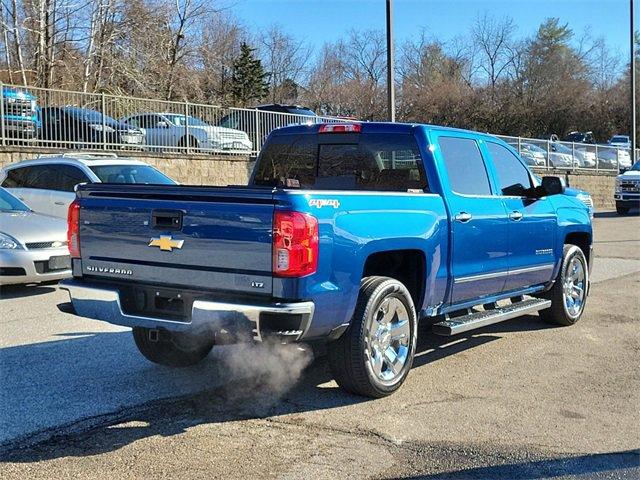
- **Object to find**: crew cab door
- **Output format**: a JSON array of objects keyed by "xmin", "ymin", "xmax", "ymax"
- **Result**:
[
  {"xmin": 434, "ymin": 134, "xmax": 509, "ymax": 304},
  {"xmin": 484, "ymin": 142, "xmax": 556, "ymax": 290}
]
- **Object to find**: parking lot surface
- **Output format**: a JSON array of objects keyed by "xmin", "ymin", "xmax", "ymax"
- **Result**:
[{"xmin": 1, "ymin": 212, "xmax": 639, "ymax": 479}]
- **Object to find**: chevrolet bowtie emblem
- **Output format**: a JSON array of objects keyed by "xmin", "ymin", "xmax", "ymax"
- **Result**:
[{"xmin": 148, "ymin": 235, "xmax": 184, "ymax": 251}]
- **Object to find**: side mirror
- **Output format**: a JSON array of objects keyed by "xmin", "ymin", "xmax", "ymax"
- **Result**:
[
  {"xmin": 156, "ymin": 121, "xmax": 168, "ymax": 128},
  {"xmin": 541, "ymin": 176, "xmax": 565, "ymax": 196}
]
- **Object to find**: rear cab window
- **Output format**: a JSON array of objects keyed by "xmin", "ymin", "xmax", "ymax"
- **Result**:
[{"xmin": 253, "ymin": 132, "xmax": 428, "ymax": 192}]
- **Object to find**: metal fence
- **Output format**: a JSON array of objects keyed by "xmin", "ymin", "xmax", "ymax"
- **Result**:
[
  {"xmin": 0, "ymin": 82, "xmax": 636, "ymax": 171},
  {"xmin": 494, "ymin": 134, "xmax": 636, "ymax": 172},
  {"xmin": 0, "ymin": 82, "xmax": 348, "ymax": 156}
]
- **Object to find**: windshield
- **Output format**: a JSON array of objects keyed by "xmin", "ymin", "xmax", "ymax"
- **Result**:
[
  {"xmin": 0, "ymin": 187, "xmax": 30, "ymax": 211},
  {"xmin": 553, "ymin": 143, "xmax": 572, "ymax": 154},
  {"xmin": 165, "ymin": 115, "xmax": 210, "ymax": 127},
  {"xmin": 90, "ymin": 165, "xmax": 176, "ymax": 185},
  {"xmin": 523, "ymin": 143, "xmax": 545, "ymax": 153},
  {"xmin": 611, "ymin": 136, "xmax": 629, "ymax": 143},
  {"xmin": 631, "ymin": 161, "xmax": 640, "ymax": 171},
  {"xmin": 64, "ymin": 108, "xmax": 118, "ymax": 124},
  {"xmin": 285, "ymin": 108, "xmax": 316, "ymax": 116}
]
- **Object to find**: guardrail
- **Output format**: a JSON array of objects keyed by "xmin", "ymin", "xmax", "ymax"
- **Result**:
[{"xmin": 0, "ymin": 82, "xmax": 635, "ymax": 172}]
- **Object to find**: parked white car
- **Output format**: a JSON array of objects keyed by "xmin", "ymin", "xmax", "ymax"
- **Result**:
[
  {"xmin": 121, "ymin": 113, "xmax": 252, "ymax": 153},
  {"xmin": 0, "ymin": 153, "xmax": 176, "ymax": 218},
  {"xmin": 549, "ymin": 143, "xmax": 579, "ymax": 168},
  {"xmin": 597, "ymin": 146, "xmax": 632, "ymax": 170}
]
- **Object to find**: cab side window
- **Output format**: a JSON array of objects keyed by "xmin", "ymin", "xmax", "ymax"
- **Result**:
[
  {"xmin": 54, "ymin": 165, "xmax": 90, "ymax": 192},
  {"xmin": 22, "ymin": 165, "xmax": 57, "ymax": 190},
  {"xmin": 438, "ymin": 136, "xmax": 492, "ymax": 195},
  {"xmin": 487, "ymin": 142, "xmax": 532, "ymax": 196}
]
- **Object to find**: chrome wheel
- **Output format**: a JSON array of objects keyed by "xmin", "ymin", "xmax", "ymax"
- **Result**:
[
  {"xmin": 365, "ymin": 296, "xmax": 411, "ymax": 385},
  {"xmin": 563, "ymin": 255, "xmax": 586, "ymax": 317}
]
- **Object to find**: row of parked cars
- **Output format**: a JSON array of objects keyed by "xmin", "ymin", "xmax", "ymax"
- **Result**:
[
  {"xmin": 509, "ymin": 136, "xmax": 632, "ymax": 171},
  {"xmin": 1, "ymin": 86, "xmax": 318, "ymax": 153}
]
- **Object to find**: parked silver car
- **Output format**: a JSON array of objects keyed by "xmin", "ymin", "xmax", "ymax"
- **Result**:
[
  {"xmin": 0, "ymin": 187, "xmax": 71, "ymax": 285},
  {"xmin": 0, "ymin": 153, "xmax": 176, "ymax": 219},
  {"xmin": 121, "ymin": 113, "xmax": 252, "ymax": 152}
]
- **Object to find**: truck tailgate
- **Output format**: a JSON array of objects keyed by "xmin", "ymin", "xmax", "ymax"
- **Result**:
[{"xmin": 77, "ymin": 184, "xmax": 275, "ymax": 295}]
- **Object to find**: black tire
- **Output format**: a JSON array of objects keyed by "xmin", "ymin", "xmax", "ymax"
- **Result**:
[
  {"xmin": 132, "ymin": 327, "xmax": 214, "ymax": 367},
  {"xmin": 178, "ymin": 135, "xmax": 199, "ymax": 150},
  {"xmin": 539, "ymin": 245, "xmax": 589, "ymax": 326},
  {"xmin": 327, "ymin": 276, "xmax": 417, "ymax": 398},
  {"xmin": 615, "ymin": 203, "xmax": 630, "ymax": 215}
]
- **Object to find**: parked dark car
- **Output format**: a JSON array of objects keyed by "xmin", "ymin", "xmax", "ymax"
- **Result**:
[
  {"xmin": 217, "ymin": 104, "xmax": 317, "ymax": 147},
  {"xmin": 563, "ymin": 131, "xmax": 596, "ymax": 144},
  {"xmin": 39, "ymin": 107, "xmax": 145, "ymax": 149}
]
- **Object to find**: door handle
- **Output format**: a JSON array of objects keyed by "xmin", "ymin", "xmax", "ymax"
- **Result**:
[
  {"xmin": 509, "ymin": 211, "xmax": 523, "ymax": 221},
  {"xmin": 454, "ymin": 212, "xmax": 472, "ymax": 223},
  {"xmin": 54, "ymin": 201, "xmax": 65, "ymax": 205}
]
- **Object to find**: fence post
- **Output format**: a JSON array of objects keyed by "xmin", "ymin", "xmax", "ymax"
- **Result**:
[
  {"xmin": 546, "ymin": 140, "xmax": 551, "ymax": 169},
  {"xmin": 517, "ymin": 136, "xmax": 521, "ymax": 154},
  {"xmin": 571, "ymin": 142, "xmax": 575, "ymax": 168},
  {"xmin": 101, "ymin": 93, "xmax": 107, "ymax": 151},
  {"xmin": 595, "ymin": 144, "xmax": 599, "ymax": 172},
  {"xmin": 0, "ymin": 81, "xmax": 5, "ymax": 147},
  {"xmin": 184, "ymin": 101, "xmax": 190, "ymax": 154},
  {"xmin": 254, "ymin": 108, "xmax": 260, "ymax": 154}
]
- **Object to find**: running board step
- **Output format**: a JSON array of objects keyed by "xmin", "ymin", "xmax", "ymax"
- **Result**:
[{"xmin": 432, "ymin": 298, "xmax": 551, "ymax": 336}]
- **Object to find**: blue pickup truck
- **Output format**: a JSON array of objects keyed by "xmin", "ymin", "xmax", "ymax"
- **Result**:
[{"xmin": 60, "ymin": 122, "xmax": 593, "ymax": 398}]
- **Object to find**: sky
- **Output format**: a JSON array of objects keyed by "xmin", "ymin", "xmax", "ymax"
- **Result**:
[{"xmin": 230, "ymin": 0, "xmax": 637, "ymax": 59}]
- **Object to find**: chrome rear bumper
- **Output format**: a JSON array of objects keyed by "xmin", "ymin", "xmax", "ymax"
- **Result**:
[{"xmin": 59, "ymin": 279, "xmax": 314, "ymax": 342}]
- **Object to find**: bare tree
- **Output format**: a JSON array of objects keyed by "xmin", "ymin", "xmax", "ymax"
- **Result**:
[
  {"xmin": 199, "ymin": 12, "xmax": 246, "ymax": 103},
  {"xmin": 258, "ymin": 23, "xmax": 311, "ymax": 103},
  {"xmin": 471, "ymin": 14, "xmax": 516, "ymax": 96},
  {"xmin": 163, "ymin": 0, "xmax": 210, "ymax": 100}
]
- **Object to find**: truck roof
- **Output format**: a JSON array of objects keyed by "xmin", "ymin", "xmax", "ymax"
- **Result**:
[{"xmin": 270, "ymin": 121, "xmax": 498, "ymax": 141}]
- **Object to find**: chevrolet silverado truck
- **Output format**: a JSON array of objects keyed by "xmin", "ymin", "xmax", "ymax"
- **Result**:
[{"xmin": 60, "ymin": 122, "xmax": 593, "ymax": 398}]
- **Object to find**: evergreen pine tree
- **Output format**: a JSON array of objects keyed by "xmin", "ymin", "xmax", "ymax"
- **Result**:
[{"xmin": 231, "ymin": 43, "xmax": 270, "ymax": 105}]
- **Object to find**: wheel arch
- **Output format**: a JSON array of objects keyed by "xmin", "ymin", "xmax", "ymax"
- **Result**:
[
  {"xmin": 361, "ymin": 249, "xmax": 426, "ymax": 310},
  {"xmin": 564, "ymin": 231, "xmax": 592, "ymax": 264}
]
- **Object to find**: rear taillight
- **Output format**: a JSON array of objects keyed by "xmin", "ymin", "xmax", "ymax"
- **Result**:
[
  {"xmin": 67, "ymin": 199, "xmax": 81, "ymax": 258},
  {"xmin": 318, "ymin": 123, "xmax": 361, "ymax": 133},
  {"xmin": 273, "ymin": 211, "xmax": 318, "ymax": 277}
]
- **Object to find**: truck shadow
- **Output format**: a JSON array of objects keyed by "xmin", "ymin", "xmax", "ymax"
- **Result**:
[
  {"xmin": 390, "ymin": 449, "xmax": 640, "ymax": 479},
  {"xmin": 1, "ymin": 314, "xmax": 553, "ymax": 463},
  {"xmin": 0, "ymin": 283, "xmax": 58, "ymax": 299}
]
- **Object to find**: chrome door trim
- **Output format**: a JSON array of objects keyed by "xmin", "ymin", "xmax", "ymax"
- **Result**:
[{"xmin": 454, "ymin": 263, "xmax": 555, "ymax": 284}]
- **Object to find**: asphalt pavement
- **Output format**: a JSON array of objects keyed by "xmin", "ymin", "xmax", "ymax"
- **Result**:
[{"xmin": 1, "ymin": 211, "xmax": 639, "ymax": 479}]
